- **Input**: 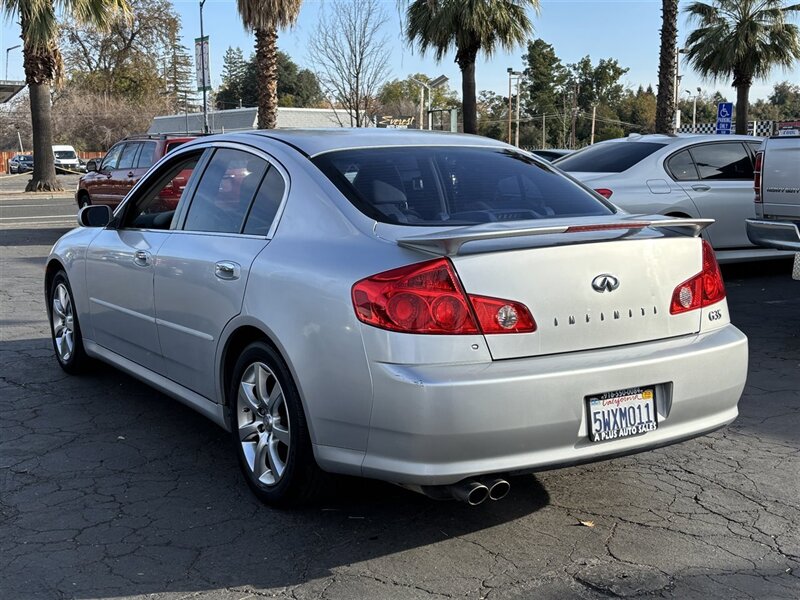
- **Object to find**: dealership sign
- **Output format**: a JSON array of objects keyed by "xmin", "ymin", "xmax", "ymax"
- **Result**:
[{"xmin": 378, "ymin": 115, "xmax": 416, "ymax": 129}]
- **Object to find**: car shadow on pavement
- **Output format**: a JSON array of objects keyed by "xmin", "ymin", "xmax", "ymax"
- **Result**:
[{"xmin": 1, "ymin": 336, "xmax": 551, "ymax": 599}]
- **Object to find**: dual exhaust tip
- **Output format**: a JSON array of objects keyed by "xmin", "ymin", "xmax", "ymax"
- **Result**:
[{"xmin": 447, "ymin": 477, "xmax": 510, "ymax": 506}]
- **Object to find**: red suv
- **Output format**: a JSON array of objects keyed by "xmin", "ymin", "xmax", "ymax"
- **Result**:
[{"xmin": 76, "ymin": 135, "xmax": 196, "ymax": 209}]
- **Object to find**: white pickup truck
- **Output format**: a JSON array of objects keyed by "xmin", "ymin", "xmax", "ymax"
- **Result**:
[{"xmin": 746, "ymin": 131, "xmax": 800, "ymax": 270}]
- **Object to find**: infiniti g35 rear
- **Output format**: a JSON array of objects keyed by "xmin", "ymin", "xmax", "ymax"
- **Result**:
[{"xmin": 46, "ymin": 129, "xmax": 748, "ymax": 507}]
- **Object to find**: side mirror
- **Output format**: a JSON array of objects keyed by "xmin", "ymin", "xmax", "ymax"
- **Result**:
[
  {"xmin": 86, "ymin": 159, "xmax": 98, "ymax": 172},
  {"xmin": 78, "ymin": 205, "xmax": 111, "ymax": 228}
]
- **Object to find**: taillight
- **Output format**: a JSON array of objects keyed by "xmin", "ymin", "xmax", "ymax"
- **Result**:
[
  {"xmin": 669, "ymin": 240, "xmax": 726, "ymax": 315},
  {"xmin": 352, "ymin": 258, "xmax": 536, "ymax": 335},
  {"xmin": 753, "ymin": 151, "xmax": 763, "ymax": 203},
  {"xmin": 594, "ymin": 188, "xmax": 613, "ymax": 199}
]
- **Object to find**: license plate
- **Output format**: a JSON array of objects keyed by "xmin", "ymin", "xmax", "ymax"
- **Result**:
[{"xmin": 587, "ymin": 387, "xmax": 657, "ymax": 442}]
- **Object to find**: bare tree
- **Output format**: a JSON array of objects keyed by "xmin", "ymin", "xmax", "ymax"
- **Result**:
[{"xmin": 308, "ymin": 0, "xmax": 391, "ymax": 127}]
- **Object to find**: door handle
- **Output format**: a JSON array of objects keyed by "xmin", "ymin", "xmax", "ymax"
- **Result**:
[
  {"xmin": 215, "ymin": 261, "xmax": 240, "ymax": 280},
  {"xmin": 691, "ymin": 184, "xmax": 711, "ymax": 192},
  {"xmin": 127, "ymin": 171, "xmax": 135, "ymax": 178},
  {"xmin": 133, "ymin": 250, "xmax": 151, "ymax": 267}
]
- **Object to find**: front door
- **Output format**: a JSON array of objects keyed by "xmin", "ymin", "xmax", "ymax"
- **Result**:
[
  {"xmin": 153, "ymin": 146, "xmax": 278, "ymax": 400},
  {"xmin": 85, "ymin": 150, "xmax": 205, "ymax": 373}
]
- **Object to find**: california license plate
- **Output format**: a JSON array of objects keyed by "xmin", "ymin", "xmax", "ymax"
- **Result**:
[{"xmin": 587, "ymin": 387, "xmax": 657, "ymax": 442}]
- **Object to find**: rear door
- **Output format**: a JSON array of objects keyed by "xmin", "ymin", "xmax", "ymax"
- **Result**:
[
  {"xmin": 674, "ymin": 142, "xmax": 756, "ymax": 248},
  {"xmin": 153, "ymin": 145, "xmax": 282, "ymax": 400}
]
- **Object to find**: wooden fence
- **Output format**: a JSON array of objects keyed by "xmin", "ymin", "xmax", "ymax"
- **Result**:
[{"xmin": 2, "ymin": 150, "xmax": 104, "ymax": 174}]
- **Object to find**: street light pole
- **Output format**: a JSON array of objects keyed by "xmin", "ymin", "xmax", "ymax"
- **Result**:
[
  {"xmin": 199, "ymin": 0, "xmax": 209, "ymax": 134},
  {"xmin": 5, "ymin": 44, "xmax": 21, "ymax": 80},
  {"xmin": 507, "ymin": 69, "xmax": 522, "ymax": 146},
  {"xmin": 685, "ymin": 87, "xmax": 701, "ymax": 133}
]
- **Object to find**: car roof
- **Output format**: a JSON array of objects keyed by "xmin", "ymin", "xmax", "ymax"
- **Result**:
[
  {"xmin": 234, "ymin": 128, "xmax": 510, "ymax": 157},
  {"xmin": 599, "ymin": 133, "xmax": 762, "ymax": 146}
]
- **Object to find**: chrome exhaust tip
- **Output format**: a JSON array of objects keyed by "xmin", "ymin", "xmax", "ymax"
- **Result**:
[
  {"xmin": 484, "ymin": 477, "xmax": 511, "ymax": 501},
  {"xmin": 447, "ymin": 479, "xmax": 490, "ymax": 506}
]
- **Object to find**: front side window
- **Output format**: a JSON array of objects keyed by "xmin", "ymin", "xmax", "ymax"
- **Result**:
[
  {"xmin": 121, "ymin": 153, "xmax": 201, "ymax": 230},
  {"xmin": 117, "ymin": 143, "xmax": 140, "ymax": 171},
  {"xmin": 183, "ymin": 149, "xmax": 268, "ymax": 234},
  {"xmin": 313, "ymin": 147, "xmax": 613, "ymax": 226},
  {"xmin": 555, "ymin": 142, "xmax": 667, "ymax": 173},
  {"xmin": 100, "ymin": 144, "xmax": 124, "ymax": 171},
  {"xmin": 689, "ymin": 143, "xmax": 754, "ymax": 180}
]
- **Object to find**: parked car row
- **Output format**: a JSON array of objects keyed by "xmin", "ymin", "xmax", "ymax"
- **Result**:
[{"xmin": 7, "ymin": 145, "xmax": 90, "ymax": 175}]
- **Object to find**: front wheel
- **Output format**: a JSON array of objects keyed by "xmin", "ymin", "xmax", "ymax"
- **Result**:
[
  {"xmin": 229, "ymin": 342, "xmax": 326, "ymax": 507},
  {"xmin": 48, "ymin": 271, "xmax": 91, "ymax": 374}
]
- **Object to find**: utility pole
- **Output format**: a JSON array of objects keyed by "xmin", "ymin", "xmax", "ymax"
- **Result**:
[
  {"xmin": 590, "ymin": 104, "xmax": 598, "ymax": 145},
  {"xmin": 542, "ymin": 114, "xmax": 545, "ymax": 148},
  {"xmin": 507, "ymin": 69, "xmax": 513, "ymax": 144},
  {"xmin": 507, "ymin": 69, "xmax": 522, "ymax": 145},
  {"xmin": 5, "ymin": 45, "xmax": 20, "ymax": 80},
  {"xmin": 199, "ymin": 0, "xmax": 209, "ymax": 134},
  {"xmin": 515, "ymin": 76, "xmax": 521, "ymax": 147}
]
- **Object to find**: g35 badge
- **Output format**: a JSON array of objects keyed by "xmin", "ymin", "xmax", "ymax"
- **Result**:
[{"xmin": 708, "ymin": 310, "xmax": 723, "ymax": 321}]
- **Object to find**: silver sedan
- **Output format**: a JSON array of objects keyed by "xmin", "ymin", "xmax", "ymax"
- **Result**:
[{"xmin": 46, "ymin": 130, "xmax": 748, "ymax": 507}]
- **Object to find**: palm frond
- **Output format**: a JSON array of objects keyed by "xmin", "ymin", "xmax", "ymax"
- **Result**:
[{"xmin": 236, "ymin": 0, "xmax": 302, "ymax": 32}]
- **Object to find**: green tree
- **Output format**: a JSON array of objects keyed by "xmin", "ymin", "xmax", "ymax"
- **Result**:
[
  {"xmin": 404, "ymin": 0, "xmax": 539, "ymax": 134},
  {"xmin": 162, "ymin": 19, "xmax": 196, "ymax": 114},
  {"xmin": 3, "ymin": 0, "xmax": 130, "ymax": 191},
  {"xmin": 62, "ymin": 0, "xmax": 179, "ymax": 102},
  {"xmin": 655, "ymin": 0, "xmax": 678, "ymax": 133},
  {"xmin": 684, "ymin": 0, "xmax": 800, "ymax": 134},
  {"xmin": 217, "ymin": 49, "xmax": 321, "ymax": 110},
  {"xmin": 236, "ymin": 0, "xmax": 303, "ymax": 129},
  {"xmin": 379, "ymin": 73, "xmax": 460, "ymax": 128}
]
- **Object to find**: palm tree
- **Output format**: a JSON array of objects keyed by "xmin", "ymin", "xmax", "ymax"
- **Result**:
[
  {"xmin": 655, "ymin": 0, "xmax": 678, "ymax": 133},
  {"xmin": 2, "ymin": 0, "xmax": 129, "ymax": 192},
  {"xmin": 236, "ymin": 0, "xmax": 303, "ymax": 129},
  {"xmin": 684, "ymin": 0, "xmax": 800, "ymax": 135},
  {"xmin": 404, "ymin": 0, "xmax": 539, "ymax": 135}
]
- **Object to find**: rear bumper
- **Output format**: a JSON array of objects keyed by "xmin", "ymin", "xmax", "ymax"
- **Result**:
[
  {"xmin": 361, "ymin": 325, "xmax": 748, "ymax": 485},
  {"xmin": 746, "ymin": 218, "xmax": 800, "ymax": 251}
]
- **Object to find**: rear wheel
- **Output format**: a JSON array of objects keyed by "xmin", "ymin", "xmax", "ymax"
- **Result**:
[
  {"xmin": 228, "ymin": 341, "xmax": 326, "ymax": 507},
  {"xmin": 48, "ymin": 271, "xmax": 91, "ymax": 374}
]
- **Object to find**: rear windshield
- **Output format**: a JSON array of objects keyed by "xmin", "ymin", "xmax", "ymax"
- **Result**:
[
  {"xmin": 165, "ymin": 140, "xmax": 187, "ymax": 154},
  {"xmin": 312, "ymin": 147, "xmax": 613, "ymax": 226},
  {"xmin": 555, "ymin": 142, "xmax": 666, "ymax": 173},
  {"xmin": 54, "ymin": 150, "xmax": 77, "ymax": 159}
]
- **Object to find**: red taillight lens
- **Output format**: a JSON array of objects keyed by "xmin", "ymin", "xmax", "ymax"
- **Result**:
[
  {"xmin": 753, "ymin": 151, "xmax": 763, "ymax": 203},
  {"xmin": 352, "ymin": 258, "xmax": 536, "ymax": 335},
  {"xmin": 669, "ymin": 240, "xmax": 726, "ymax": 315},
  {"xmin": 594, "ymin": 188, "xmax": 613, "ymax": 199}
]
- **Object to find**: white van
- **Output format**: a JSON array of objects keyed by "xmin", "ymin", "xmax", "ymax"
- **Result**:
[{"xmin": 52, "ymin": 145, "xmax": 80, "ymax": 173}]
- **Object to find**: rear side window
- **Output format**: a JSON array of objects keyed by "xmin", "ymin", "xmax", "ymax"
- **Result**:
[
  {"xmin": 183, "ymin": 149, "xmax": 268, "ymax": 234},
  {"xmin": 137, "ymin": 142, "xmax": 157, "ymax": 168},
  {"xmin": 165, "ymin": 140, "xmax": 187, "ymax": 154},
  {"xmin": 243, "ymin": 167, "xmax": 286, "ymax": 236},
  {"xmin": 313, "ymin": 147, "xmax": 613, "ymax": 226},
  {"xmin": 666, "ymin": 150, "xmax": 699, "ymax": 181},
  {"xmin": 689, "ymin": 143, "xmax": 753, "ymax": 180},
  {"xmin": 556, "ymin": 142, "xmax": 666, "ymax": 173}
]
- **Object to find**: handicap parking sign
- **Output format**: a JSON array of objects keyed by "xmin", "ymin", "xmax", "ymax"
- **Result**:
[{"xmin": 716, "ymin": 102, "xmax": 733, "ymax": 134}]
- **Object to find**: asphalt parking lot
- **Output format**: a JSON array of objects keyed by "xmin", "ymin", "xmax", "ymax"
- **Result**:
[{"xmin": 1, "ymin": 199, "xmax": 799, "ymax": 599}]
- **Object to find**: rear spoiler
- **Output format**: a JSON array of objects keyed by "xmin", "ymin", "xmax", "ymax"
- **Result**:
[{"xmin": 397, "ymin": 217, "xmax": 714, "ymax": 256}]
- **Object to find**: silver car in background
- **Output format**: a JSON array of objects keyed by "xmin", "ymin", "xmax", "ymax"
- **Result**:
[
  {"xmin": 46, "ymin": 130, "xmax": 748, "ymax": 507},
  {"xmin": 556, "ymin": 133, "xmax": 792, "ymax": 263}
]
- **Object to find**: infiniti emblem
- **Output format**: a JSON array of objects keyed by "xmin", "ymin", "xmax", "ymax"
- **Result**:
[{"xmin": 592, "ymin": 274, "xmax": 620, "ymax": 293}]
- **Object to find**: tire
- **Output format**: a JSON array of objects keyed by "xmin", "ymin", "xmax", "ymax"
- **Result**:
[
  {"xmin": 48, "ymin": 271, "xmax": 91, "ymax": 374},
  {"xmin": 77, "ymin": 193, "xmax": 91, "ymax": 208},
  {"xmin": 228, "ymin": 341, "xmax": 327, "ymax": 507}
]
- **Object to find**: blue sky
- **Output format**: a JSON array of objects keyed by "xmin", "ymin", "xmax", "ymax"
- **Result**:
[{"xmin": 2, "ymin": 0, "xmax": 798, "ymax": 102}]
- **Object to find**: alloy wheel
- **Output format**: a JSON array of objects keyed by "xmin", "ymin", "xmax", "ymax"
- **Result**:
[
  {"xmin": 51, "ymin": 283, "xmax": 75, "ymax": 362},
  {"xmin": 237, "ymin": 362, "xmax": 292, "ymax": 486}
]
